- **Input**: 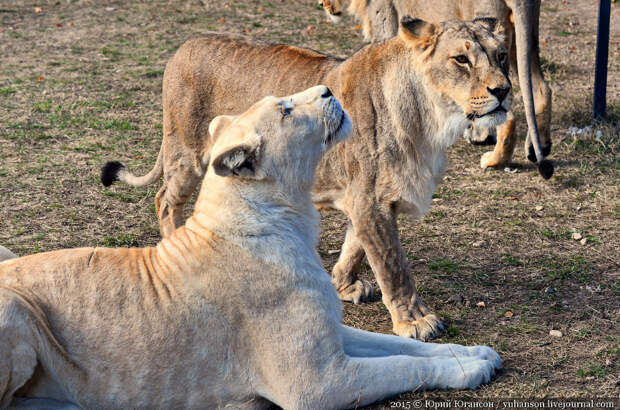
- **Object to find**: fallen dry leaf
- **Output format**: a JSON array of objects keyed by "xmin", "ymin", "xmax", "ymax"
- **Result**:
[
  {"xmin": 504, "ymin": 311, "xmax": 514, "ymax": 318},
  {"xmin": 36, "ymin": 76, "xmax": 44, "ymax": 82},
  {"xmin": 218, "ymin": 17, "xmax": 226, "ymax": 23},
  {"xmin": 34, "ymin": 7, "xmax": 42, "ymax": 13},
  {"xmin": 476, "ymin": 301, "xmax": 486, "ymax": 308},
  {"xmin": 55, "ymin": 23, "xmax": 63, "ymax": 28}
]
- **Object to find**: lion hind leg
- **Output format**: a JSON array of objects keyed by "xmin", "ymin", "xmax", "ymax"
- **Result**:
[
  {"xmin": 157, "ymin": 166, "xmax": 203, "ymax": 238},
  {"xmin": 0, "ymin": 291, "xmax": 41, "ymax": 407},
  {"xmin": 0, "ymin": 287, "xmax": 79, "ymax": 407},
  {"xmin": 525, "ymin": 53, "xmax": 552, "ymax": 162}
]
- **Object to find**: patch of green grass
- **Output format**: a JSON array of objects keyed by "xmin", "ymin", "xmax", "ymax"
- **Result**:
[
  {"xmin": 101, "ymin": 47, "xmax": 121, "ymax": 58},
  {"xmin": 99, "ymin": 233, "xmax": 139, "ymax": 247},
  {"xmin": 502, "ymin": 254, "xmax": 522, "ymax": 266},
  {"xmin": 538, "ymin": 227, "xmax": 570, "ymax": 240},
  {"xmin": 103, "ymin": 189, "xmax": 135, "ymax": 203},
  {"xmin": 577, "ymin": 363, "xmax": 609, "ymax": 378},
  {"xmin": 144, "ymin": 70, "xmax": 164, "ymax": 78},
  {"xmin": 90, "ymin": 119, "xmax": 138, "ymax": 131},
  {"xmin": 538, "ymin": 256, "xmax": 593, "ymax": 282},
  {"xmin": 0, "ymin": 87, "xmax": 16, "ymax": 96},
  {"xmin": 429, "ymin": 258, "xmax": 460, "ymax": 273},
  {"xmin": 33, "ymin": 100, "xmax": 52, "ymax": 113},
  {"xmin": 445, "ymin": 326, "xmax": 460, "ymax": 338},
  {"xmin": 575, "ymin": 328, "xmax": 592, "ymax": 339}
]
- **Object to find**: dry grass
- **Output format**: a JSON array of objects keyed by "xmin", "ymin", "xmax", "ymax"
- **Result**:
[{"xmin": 0, "ymin": 0, "xmax": 618, "ymax": 405}]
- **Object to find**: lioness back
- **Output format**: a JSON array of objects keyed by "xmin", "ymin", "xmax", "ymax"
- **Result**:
[{"xmin": 164, "ymin": 33, "xmax": 341, "ymax": 137}]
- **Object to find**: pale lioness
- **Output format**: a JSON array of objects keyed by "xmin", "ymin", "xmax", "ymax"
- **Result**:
[
  {"xmin": 101, "ymin": 17, "xmax": 538, "ymax": 340},
  {"xmin": 319, "ymin": 0, "xmax": 553, "ymax": 173},
  {"xmin": 0, "ymin": 245, "xmax": 16, "ymax": 262},
  {"xmin": 0, "ymin": 86, "xmax": 501, "ymax": 409}
]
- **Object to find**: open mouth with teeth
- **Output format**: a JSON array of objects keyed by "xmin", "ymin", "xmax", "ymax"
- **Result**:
[{"xmin": 467, "ymin": 105, "xmax": 507, "ymax": 120}]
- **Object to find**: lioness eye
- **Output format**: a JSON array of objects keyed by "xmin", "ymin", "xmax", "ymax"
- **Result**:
[
  {"xmin": 499, "ymin": 52, "xmax": 507, "ymax": 63},
  {"xmin": 280, "ymin": 104, "xmax": 292, "ymax": 117},
  {"xmin": 453, "ymin": 55, "xmax": 470, "ymax": 65}
]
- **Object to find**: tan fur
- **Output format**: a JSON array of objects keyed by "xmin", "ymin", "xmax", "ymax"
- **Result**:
[
  {"xmin": 103, "ymin": 19, "xmax": 510, "ymax": 341},
  {"xmin": 320, "ymin": 0, "xmax": 553, "ymax": 169},
  {"xmin": 1, "ymin": 87, "xmax": 502, "ymax": 408}
]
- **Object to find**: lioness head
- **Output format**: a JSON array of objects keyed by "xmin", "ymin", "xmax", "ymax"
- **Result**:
[
  {"xmin": 400, "ymin": 16, "xmax": 511, "ymax": 132},
  {"xmin": 206, "ymin": 85, "xmax": 351, "ymax": 192},
  {"xmin": 318, "ymin": 0, "xmax": 345, "ymax": 22}
]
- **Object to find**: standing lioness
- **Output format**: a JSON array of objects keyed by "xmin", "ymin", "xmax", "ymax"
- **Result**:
[
  {"xmin": 103, "ymin": 17, "xmax": 517, "ymax": 340},
  {"xmin": 1, "ymin": 86, "xmax": 501, "ymax": 409}
]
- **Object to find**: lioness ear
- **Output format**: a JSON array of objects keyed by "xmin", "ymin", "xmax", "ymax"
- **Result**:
[
  {"xmin": 473, "ymin": 17, "xmax": 506, "ymax": 41},
  {"xmin": 208, "ymin": 115, "xmax": 236, "ymax": 139},
  {"xmin": 399, "ymin": 16, "xmax": 437, "ymax": 47},
  {"xmin": 202, "ymin": 115, "xmax": 237, "ymax": 169},
  {"xmin": 212, "ymin": 142, "xmax": 261, "ymax": 178}
]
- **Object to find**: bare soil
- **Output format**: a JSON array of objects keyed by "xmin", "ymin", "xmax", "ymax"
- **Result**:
[{"xmin": 0, "ymin": 0, "xmax": 618, "ymax": 405}]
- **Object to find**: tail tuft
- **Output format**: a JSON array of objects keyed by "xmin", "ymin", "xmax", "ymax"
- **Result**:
[
  {"xmin": 101, "ymin": 161, "xmax": 125, "ymax": 187},
  {"xmin": 538, "ymin": 159, "xmax": 554, "ymax": 180}
]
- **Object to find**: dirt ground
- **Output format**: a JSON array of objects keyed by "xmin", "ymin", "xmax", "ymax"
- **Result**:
[{"xmin": 0, "ymin": 0, "xmax": 618, "ymax": 406}]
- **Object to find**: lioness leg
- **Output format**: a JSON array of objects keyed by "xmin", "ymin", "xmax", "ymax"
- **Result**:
[
  {"xmin": 341, "ymin": 325, "xmax": 501, "ymax": 367},
  {"xmin": 331, "ymin": 224, "xmax": 373, "ymax": 304},
  {"xmin": 480, "ymin": 110, "xmax": 517, "ymax": 168},
  {"xmin": 157, "ymin": 163, "xmax": 202, "ymax": 237},
  {"xmin": 525, "ymin": 51, "xmax": 552, "ymax": 162},
  {"xmin": 348, "ymin": 201, "xmax": 444, "ymax": 340},
  {"xmin": 524, "ymin": 0, "xmax": 552, "ymax": 163},
  {"xmin": 277, "ymin": 354, "xmax": 496, "ymax": 409},
  {"xmin": 0, "ymin": 291, "xmax": 39, "ymax": 407},
  {"xmin": 8, "ymin": 398, "xmax": 81, "ymax": 410}
]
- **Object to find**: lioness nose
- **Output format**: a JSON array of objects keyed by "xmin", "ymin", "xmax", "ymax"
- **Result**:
[
  {"xmin": 321, "ymin": 88, "xmax": 333, "ymax": 98},
  {"xmin": 488, "ymin": 86, "xmax": 510, "ymax": 102}
]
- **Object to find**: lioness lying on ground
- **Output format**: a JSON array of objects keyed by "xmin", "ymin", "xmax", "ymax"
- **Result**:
[
  {"xmin": 1, "ymin": 86, "xmax": 501, "ymax": 409},
  {"xmin": 319, "ymin": 0, "xmax": 553, "ymax": 174},
  {"xmin": 102, "ymin": 17, "xmax": 528, "ymax": 341},
  {"xmin": 0, "ymin": 245, "xmax": 16, "ymax": 262}
]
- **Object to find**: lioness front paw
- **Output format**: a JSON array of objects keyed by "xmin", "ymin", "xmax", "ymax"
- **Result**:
[
  {"xmin": 393, "ymin": 314, "xmax": 445, "ymax": 341},
  {"xmin": 336, "ymin": 279, "xmax": 374, "ymax": 304},
  {"xmin": 454, "ymin": 359, "xmax": 496, "ymax": 390},
  {"xmin": 480, "ymin": 151, "xmax": 503, "ymax": 168},
  {"xmin": 467, "ymin": 346, "xmax": 502, "ymax": 369}
]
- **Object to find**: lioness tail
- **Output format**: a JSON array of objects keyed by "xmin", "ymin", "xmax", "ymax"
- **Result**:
[{"xmin": 101, "ymin": 146, "xmax": 163, "ymax": 187}]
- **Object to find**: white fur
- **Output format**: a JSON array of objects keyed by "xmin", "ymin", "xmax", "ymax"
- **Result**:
[
  {"xmin": 0, "ymin": 245, "xmax": 17, "ymax": 262},
  {"xmin": 0, "ymin": 86, "xmax": 500, "ymax": 409}
]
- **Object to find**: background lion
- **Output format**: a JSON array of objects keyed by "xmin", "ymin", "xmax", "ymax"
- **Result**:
[
  {"xmin": 1, "ymin": 86, "xmax": 501, "ymax": 408},
  {"xmin": 319, "ymin": 0, "xmax": 553, "ymax": 175},
  {"xmin": 100, "ymin": 17, "xmax": 538, "ymax": 341}
]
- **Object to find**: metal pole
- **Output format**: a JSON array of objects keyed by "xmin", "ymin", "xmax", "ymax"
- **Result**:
[{"xmin": 593, "ymin": 0, "xmax": 611, "ymax": 121}]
